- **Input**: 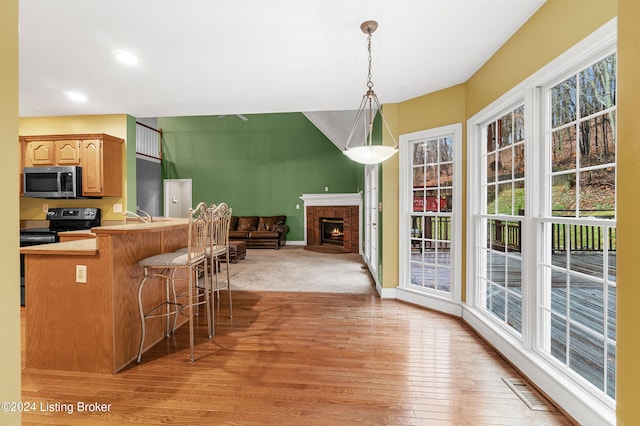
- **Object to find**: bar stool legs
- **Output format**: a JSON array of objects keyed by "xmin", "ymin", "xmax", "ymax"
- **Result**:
[{"xmin": 136, "ymin": 267, "xmax": 182, "ymax": 364}]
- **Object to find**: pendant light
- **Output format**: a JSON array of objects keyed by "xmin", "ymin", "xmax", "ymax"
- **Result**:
[{"xmin": 344, "ymin": 20, "xmax": 398, "ymax": 165}]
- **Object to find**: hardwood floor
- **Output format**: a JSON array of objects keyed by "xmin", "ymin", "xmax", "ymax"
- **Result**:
[{"xmin": 21, "ymin": 291, "xmax": 573, "ymax": 425}]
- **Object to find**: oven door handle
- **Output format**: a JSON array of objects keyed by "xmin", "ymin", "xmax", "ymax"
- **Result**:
[{"xmin": 19, "ymin": 234, "xmax": 58, "ymax": 245}]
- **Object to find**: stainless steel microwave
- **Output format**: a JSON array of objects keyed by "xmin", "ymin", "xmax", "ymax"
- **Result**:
[{"xmin": 23, "ymin": 166, "xmax": 83, "ymax": 198}]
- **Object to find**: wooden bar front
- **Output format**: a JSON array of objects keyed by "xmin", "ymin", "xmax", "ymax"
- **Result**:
[{"xmin": 21, "ymin": 219, "xmax": 189, "ymax": 374}]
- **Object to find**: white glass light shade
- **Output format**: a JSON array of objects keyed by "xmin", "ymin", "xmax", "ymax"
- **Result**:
[{"xmin": 344, "ymin": 145, "xmax": 398, "ymax": 165}]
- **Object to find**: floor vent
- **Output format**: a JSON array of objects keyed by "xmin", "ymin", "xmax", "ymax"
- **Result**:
[{"xmin": 502, "ymin": 378, "xmax": 556, "ymax": 411}]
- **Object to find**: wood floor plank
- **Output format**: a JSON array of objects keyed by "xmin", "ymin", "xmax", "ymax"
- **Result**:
[{"xmin": 22, "ymin": 291, "xmax": 573, "ymax": 425}]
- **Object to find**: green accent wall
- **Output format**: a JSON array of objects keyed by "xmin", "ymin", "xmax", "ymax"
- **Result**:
[{"xmin": 158, "ymin": 113, "xmax": 363, "ymax": 241}]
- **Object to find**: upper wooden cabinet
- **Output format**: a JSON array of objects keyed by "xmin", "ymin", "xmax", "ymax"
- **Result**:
[
  {"xmin": 20, "ymin": 133, "xmax": 125, "ymax": 197},
  {"xmin": 81, "ymin": 139, "xmax": 105, "ymax": 196},
  {"xmin": 23, "ymin": 139, "xmax": 55, "ymax": 166},
  {"xmin": 54, "ymin": 139, "xmax": 82, "ymax": 165}
]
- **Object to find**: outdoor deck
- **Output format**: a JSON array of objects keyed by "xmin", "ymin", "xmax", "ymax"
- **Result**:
[{"xmin": 410, "ymin": 249, "xmax": 616, "ymax": 399}]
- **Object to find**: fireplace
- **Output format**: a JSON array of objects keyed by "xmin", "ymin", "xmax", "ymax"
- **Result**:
[
  {"xmin": 300, "ymin": 193, "xmax": 361, "ymax": 254},
  {"xmin": 321, "ymin": 218, "xmax": 344, "ymax": 246}
]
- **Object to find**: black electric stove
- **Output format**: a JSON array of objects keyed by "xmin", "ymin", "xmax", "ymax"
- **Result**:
[{"xmin": 20, "ymin": 207, "xmax": 101, "ymax": 305}]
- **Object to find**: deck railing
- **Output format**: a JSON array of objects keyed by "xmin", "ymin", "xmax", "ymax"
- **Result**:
[
  {"xmin": 551, "ymin": 223, "xmax": 616, "ymax": 252},
  {"xmin": 410, "ymin": 216, "xmax": 452, "ymax": 250},
  {"xmin": 413, "ymin": 212, "xmax": 616, "ymax": 254},
  {"xmin": 487, "ymin": 210, "xmax": 615, "ymax": 253},
  {"xmin": 488, "ymin": 220, "xmax": 521, "ymax": 252}
]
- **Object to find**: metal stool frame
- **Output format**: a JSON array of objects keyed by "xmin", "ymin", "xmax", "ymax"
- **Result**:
[
  {"xmin": 209, "ymin": 203, "xmax": 233, "ymax": 319},
  {"xmin": 136, "ymin": 202, "xmax": 212, "ymax": 363}
]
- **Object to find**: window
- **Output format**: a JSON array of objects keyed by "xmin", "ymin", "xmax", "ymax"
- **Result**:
[
  {"xmin": 410, "ymin": 135, "xmax": 454, "ymax": 293},
  {"xmin": 539, "ymin": 53, "xmax": 616, "ymax": 399},
  {"xmin": 478, "ymin": 104, "xmax": 525, "ymax": 334},
  {"xmin": 467, "ymin": 39, "xmax": 617, "ymax": 417},
  {"xmin": 399, "ymin": 124, "xmax": 462, "ymax": 311}
]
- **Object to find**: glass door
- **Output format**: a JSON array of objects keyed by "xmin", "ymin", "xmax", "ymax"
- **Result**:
[{"xmin": 364, "ymin": 164, "xmax": 379, "ymax": 277}]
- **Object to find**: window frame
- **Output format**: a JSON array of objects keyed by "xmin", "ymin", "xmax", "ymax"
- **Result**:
[
  {"xmin": 535, "ymin": 52, "xmax": 617, "ymax": 400},
  {"xmin": 398, "ymin": 123, "xmax": 463, "ymax": 316},
  {"xmin": 464, "ymin": 19, "xmax": 617, "ymax": 426},
  {"xmin": 476, "ymin": 102, "xmax": 528, "ymax": 339}
]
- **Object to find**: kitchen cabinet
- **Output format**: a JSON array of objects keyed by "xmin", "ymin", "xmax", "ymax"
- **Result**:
[
  {"xmin": 54, "ymin": 139, "xmax": 81, "ymax": 165},
  {"xmin": 21, "ymin": 219, "xmax": 189, "ymax": 373},
  {"xmin": 20, "ymin": 133, "xmax": 124, "ymax": 197},
  {"xmin": 81, "ymin": 139, "xmax": 103, "ymax": 196},
  {"xmin": 23, "ymin": 139, "xmax": 55, "ymax": 166}
]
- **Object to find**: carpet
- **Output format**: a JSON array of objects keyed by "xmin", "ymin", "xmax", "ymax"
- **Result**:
[
  {"xmin": 225, "ymin": 246, "xmax": 377, "ymax": 294},
  {"xmin": 304, "ymin": 245, "xmax": 351, "ymax": 254}
]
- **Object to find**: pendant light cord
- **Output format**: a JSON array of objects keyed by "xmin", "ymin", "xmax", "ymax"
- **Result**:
[{"xmin": 367, "ymin": 31, "xmax": 374, "ymax": 91}]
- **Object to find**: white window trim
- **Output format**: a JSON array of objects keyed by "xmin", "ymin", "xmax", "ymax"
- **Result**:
[
  {"xmin": 398, "ymin": 123, "xmax": 463, "ymax": 316},
  {"xmin": 474, "ymin": 101, "xmax": 528, "ymax": 344},
  {"xmin": 464, "ymin": 18, "xmax": 617, "ymax": 426}
]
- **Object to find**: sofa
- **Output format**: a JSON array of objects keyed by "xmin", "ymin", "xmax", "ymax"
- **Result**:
[{"xmin": 229, "ymin": 215, "xmax": 288, "ymax": 249}]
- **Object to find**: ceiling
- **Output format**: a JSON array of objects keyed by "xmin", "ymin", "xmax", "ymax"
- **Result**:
[{"xmin": 19, "ymin": 0, "xmax": 546, "ymax": 119}]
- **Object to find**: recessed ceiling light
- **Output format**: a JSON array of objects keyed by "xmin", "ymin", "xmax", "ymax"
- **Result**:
[
  {"xmin": 113, "ymin": 49, "xmax": 138, "ymax": 66},
  {"xmin": 64, "ymin": 91, "xmax": 87, "ymax": 102}
]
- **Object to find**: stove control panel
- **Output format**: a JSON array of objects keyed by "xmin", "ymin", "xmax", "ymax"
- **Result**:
[
  {"xmin": 47, "ymin": 208, "xmax": 101, "ymax": 232},
  {"xmin": 47, "ymin": 208, "xmax": 100, "ymax": 220}
]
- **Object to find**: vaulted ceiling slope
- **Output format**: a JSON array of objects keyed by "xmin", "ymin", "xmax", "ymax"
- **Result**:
[{"xmin": 19, "ymin": 0, "xmax": 546, "ymax": 118}]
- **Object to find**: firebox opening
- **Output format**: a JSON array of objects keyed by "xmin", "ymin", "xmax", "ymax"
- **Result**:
[{"xmin": 321, "ymin": 218, "xmax": 344, "ymax": 246}]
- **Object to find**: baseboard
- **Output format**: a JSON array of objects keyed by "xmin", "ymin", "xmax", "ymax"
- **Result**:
[
  {"xmin": 395, "ymin": 288, "xmax": 462, "ymax": 316},
  {"xmin": 285, "ymin": 240, "xmax": 305, "ymax": 246}
]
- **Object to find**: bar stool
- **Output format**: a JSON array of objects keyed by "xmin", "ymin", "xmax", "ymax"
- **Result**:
[
  {"xmin": 209, "ymin": 203, "xmax": 233, "ymax": 319},
  {"xmin": 173, "ymin": 203, "xmax": 232, "ymax": 324},
  {"xmin": 136, "ymin": 202, "xmax": 211, "ymax": 363}
]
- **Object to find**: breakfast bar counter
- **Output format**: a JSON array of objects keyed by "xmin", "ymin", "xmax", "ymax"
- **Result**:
[{"xmin": 21, "ymin": 218, "xmax": 189, "ymax": 373}]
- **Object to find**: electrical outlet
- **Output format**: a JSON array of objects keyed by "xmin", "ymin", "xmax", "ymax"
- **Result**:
[
  {"xmin": 75, "ymin": 265, "xmax": 87, "ymax": 283},
  {"xmin": 296, "ymin": 204, "xmax": 300, "ymax": 210},
  {"xmin": 113, "ymin": 203, "xmax": 123, "ymax": 213},
  {"xmin": 325, "ymin": 186, "xmax": 329, "ymax": 192},
  {"xmin": 42, "ymin": 203, "xmax": 48, "ymax": 213}
]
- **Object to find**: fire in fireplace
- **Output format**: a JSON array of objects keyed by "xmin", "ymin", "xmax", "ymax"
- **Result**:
[{"xmin": 321, "ymin": 218, "xmax": 344, "ymax": 246}]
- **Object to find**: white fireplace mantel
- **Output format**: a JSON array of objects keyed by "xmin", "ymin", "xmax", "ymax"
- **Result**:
[{"xmin": 300, "ymin": 192, "xmax": 362, "ymax": 207}]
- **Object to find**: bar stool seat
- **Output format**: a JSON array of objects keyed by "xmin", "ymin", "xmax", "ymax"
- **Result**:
[{"xmin": 140, "ymin": 251, "xmax": 201, "ymax": 267}]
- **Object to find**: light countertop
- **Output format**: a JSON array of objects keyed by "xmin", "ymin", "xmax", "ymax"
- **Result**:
[
  {"xmin": 21, "ymin": 217, "xmax": 188, "ymax": 255},
  {"xmin": 20, "ymin": 238, "xmax": 97, "ymax": 256}
]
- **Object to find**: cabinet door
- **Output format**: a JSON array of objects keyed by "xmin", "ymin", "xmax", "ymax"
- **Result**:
[
  {"xmin": 54, "ymin": 140, "xmax": 81, "ymax": 165},
  {"xmin": 25, "ymin": 140, "xmax": 55, "ymax": 166},
  {"xmin": 81, "ymin": 139, "xmax": 103, "ymax": 196},
  {"xmin": 19, "ymin": 142, "xmax": 24, "ymax": 195}
]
